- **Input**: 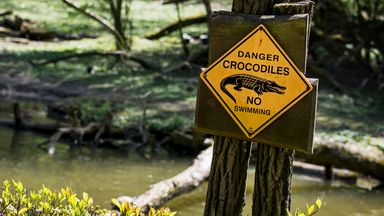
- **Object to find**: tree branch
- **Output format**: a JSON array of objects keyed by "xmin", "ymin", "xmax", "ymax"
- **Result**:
[
  {"xmin": 0, "ymin": 10, "xmax": 12, "ymax": 17},
  {"xmin": 117, "ymin": 143, "xmax": 213, "ymax": 212},
  {"xmin": 29, "ymin": 51, "xmax": 156, "ymax": 70},
  {"xmin": 145, "ymin": 15, "xmax": 206, "ymax": 40},
  {"xmin": 61, "ymin": 0, "xmax": 126, "ymax": 49}
]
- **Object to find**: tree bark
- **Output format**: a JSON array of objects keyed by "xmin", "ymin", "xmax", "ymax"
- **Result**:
[
  {"xmin": 252, "ymin": 2, "xmax": 315, "ymax": 216},
  {"xmin": 202, "ymin": 0, "xmax": 212, "ymax": 16},
  {"xmin": 253, "ymin": 145, "xmax": 294, "ymax": 216},
  {"xmin": 204, "ymin": 137, "xmax": 252, "ymax": 216},
  {"xmin": 108, "ymin": 0, "xmax": 129, "ymax": 50}
]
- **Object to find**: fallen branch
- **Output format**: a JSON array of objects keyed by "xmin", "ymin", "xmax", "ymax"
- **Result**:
[
  {"xmin": 0, "ymin": 118, "xmax": 63, "ymax": 134},
  {"xmin": 117, "ymin": 142, "xmax": 213, "ymax": 211},
  {"xmin": 29, "ymin": 51, "xmax": 156, "ymax": 70},
  {"xmin": 0, "ymin": 75, "xmax": 83, "ymax": 102},
  {"xmin": 44, "ymin": 123, "xmax": 100, "ymax": 155},
  {"xmin": 0, "ymin": 10, "xmax": 12, "ymax": 17},
  {"xmin": 0, "ymin": 26, "xmax": 20, "ymax": 37},
  {"xmin": 296, "ymin": 134, "xmax": 384, "ymax": 181},
  {"xmin": 0, "ymin": 14, "xmax": 96, "ymax": 41},
  {"xmin": 116, "ymin": 134, "xmax": 384, "ymax": 209},
  {"xmin": 145, "ymin": 15, "xmax": 206, "ymax": 40}
]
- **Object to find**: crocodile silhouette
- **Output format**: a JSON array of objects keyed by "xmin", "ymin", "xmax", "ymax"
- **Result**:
[{"xmin": 220, "ymin": 74, "xmax": 286, "ymax": 103}]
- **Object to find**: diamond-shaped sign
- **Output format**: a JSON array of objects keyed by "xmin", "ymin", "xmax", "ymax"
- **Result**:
[{"xmin": 200, "ymin": 24, "xmax": 313, "ymax": 139}]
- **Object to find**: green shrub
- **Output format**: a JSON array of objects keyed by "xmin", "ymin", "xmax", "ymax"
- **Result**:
[
  {"xmin": 0, "ymin": 180, "xmax": 176, "ymax": 216},
  {"xmin": 287, "ymin": 198, "xmax": 322, "ymax": 216},
  {"xmin": 111, "ymin": 199, "xmax": 176, "ymax": 216}
]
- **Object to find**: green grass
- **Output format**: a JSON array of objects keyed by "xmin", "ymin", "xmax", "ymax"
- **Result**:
[
  {"xmin": 0, "ymin": 0, "xmax": 383, "ymax": 140},
  {"xmin": 0, "ymin": 0, "xmax": 209, "ymax": 131},
  {"xmin": 0, "ymin": 0, "xmax": 101, "ymax": 33},
  {"xmin": 316, "ymin": 88, "xmax": 384, "ymax": 137}
]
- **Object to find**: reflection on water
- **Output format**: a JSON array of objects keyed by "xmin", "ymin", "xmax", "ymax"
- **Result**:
[
  {"xmin": 0, "ymin": 126, "xmax": 383, "ymax": 215},
  {"xmin": 0, "ymin": 126, "xmax": 193, "ymax": 208}
]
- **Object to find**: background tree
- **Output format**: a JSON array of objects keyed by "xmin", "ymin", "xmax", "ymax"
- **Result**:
[
  {"xmin": 62, "ymin": 0, "xmax": 133, "ymax": 51},
  {"xmin": 310, "ymin": 0, "xmax": 384, "ymax": 91}
]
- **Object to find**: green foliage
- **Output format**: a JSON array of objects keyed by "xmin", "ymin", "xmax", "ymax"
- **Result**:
[
  {"xmin": 62, "ymin": 0, "xmax": 134, "ymax": 50},
  {"xmin": 149, "ymin": 114, "xmax": 191, "ymax": 133},
  {"xmin": 111, "ymin": 199, "xmax": 176, "ymax": 216},
  {"xmin": 0, "ymin": 180, "xmax": 176, "ymax": 216},
  {"xmin": 312, "ymin": 0, "xmax": 384, "ymax": 88},
  {"xmin": 287, "ymin": 198, "xmax": 322, "ymax": 216},
  {"xmin": 0, "ymin": 180, "xmax": 105, "ymax": 215},
  {"xmin": 80, "ymin": 100, "xmax": 112, "ymax": 123}
]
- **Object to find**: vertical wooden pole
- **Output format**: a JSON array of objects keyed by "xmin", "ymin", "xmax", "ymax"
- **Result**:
[
  {"xmin": 253, "ymin": 145, "xmax": 294, "ymax": 216},
  {"xmin": 203, "ymin": 1, "xmax": 315, "ymax": 215},
  {"xmin": 204, "ymin": 137, "xmax": 251, "ymax": 215},
  {"xmin": 175, "ymin": 2, "xmax": 190, "ymax": 56},
  {"xmin": 13, "ymin": 102, "xmax": 22, "ymax": 129},
  {"xmin": 252, "ymin": 2, "xmax": 315, "ymax": 216},
  {"xmin": 203, "ymin": 1, "xmax": 275, "ymax": 215}
]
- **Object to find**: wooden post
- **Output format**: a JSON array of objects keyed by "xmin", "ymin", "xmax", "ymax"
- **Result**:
[
  {"xmin": 204, "ymin": 138, "xmax": 251, "ymax": 215},
  {"xmin": 203, "ymin": 0, "xmax": 278, "ymax": 215},
  {"xmin": 202, "ymin": 1, "xmax": 316, "ymax": 216},
  {"xmin": 253, "ymin": 145, "xmax": 294, "ymax": 216},
  {"xmin": 252, "ymin": 1, "xmax": 315, "ymax": 216},
  {"xmin": 13, "ymin": 102, "xmax": 22, "ymax": 129}
]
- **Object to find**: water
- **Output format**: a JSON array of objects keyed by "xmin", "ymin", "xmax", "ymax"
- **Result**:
[{"xmin": 0, "ymin": 126, "xmax": 383, "ymax": 215}]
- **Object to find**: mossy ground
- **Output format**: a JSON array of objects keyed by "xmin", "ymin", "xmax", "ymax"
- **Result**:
[{"xmin": 0, "ymin": 0, "xmax": 382, "ymax": 149}]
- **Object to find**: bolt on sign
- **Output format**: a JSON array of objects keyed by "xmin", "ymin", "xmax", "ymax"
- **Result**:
[{"xmin": 200, "ymin": 24, "xmax": 313, "ymax": 139}]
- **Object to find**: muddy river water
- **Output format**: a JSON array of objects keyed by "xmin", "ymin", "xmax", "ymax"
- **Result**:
[{"xmin": 0, "ymin": 126, "xmax": 383, "ymax": 215}]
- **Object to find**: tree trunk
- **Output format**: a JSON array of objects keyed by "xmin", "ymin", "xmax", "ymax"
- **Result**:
[
  {"xmin": 252, "ymin": 1, "xmax": 315, "ymax": 216},
  {"xmin": 62, "ymin": 0, "xmax": 127, "ymax": 50},
  {"xmin": 204, "ymin": 137, "xmax": 252, "ymax": 216},
  {"xmin": 253, "ymin": 145, "xmax": 294, "ymax": 216},
  {"xmin": 108, "ymin": 0, "xmax": 129, "ymax": 50},
  {"xmin": 13, "ymin": 102, "xmax": 22, "ymax": 129}
]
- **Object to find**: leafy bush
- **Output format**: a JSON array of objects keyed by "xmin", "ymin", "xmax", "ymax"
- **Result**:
[
  {"xmin": 111, "ymin": 199, "xmax": 176, "ymax": 216},
  {"xmin": 0, "ymin": 180, "xmax": 176, "ymax": 216},
  {"xmin": 287, "ymin": 198, "xmax": 322, "ymax": 216}
]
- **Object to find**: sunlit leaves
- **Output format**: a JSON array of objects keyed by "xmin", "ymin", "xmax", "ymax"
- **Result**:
[
  {"xmin": 0, "ymin": 180, "xmax": 176, "ymax": 216},
  {"xmin": 0, "ymin": 179, "xmax": 104, "ymax": 215},
  {"xmin": 287, "ymin": 197, "xmax": 322, "ymax": 216},
  {"xmin": 111, "ymin": 198, "xmax": 176, "ymax": 216},
  {"xmin": 316, "ymin": 198, "xmax": 322, "ymax": 209},
  {"xmin": 307, "ymin": 204, "xmax": 315, "ymax": 215}
]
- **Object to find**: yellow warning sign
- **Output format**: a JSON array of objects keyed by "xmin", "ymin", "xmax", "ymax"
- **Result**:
[{"xmin": 200, "ymin": 24, "xmax": 313, "ymax": 139}]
